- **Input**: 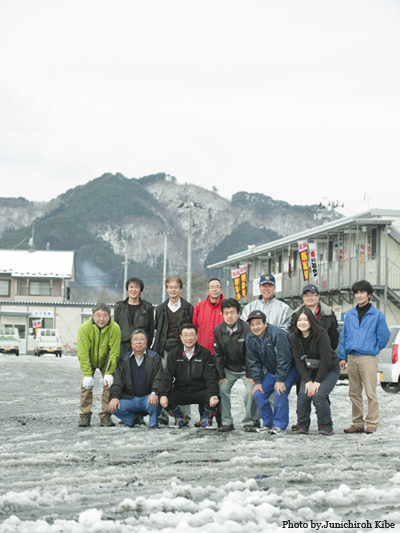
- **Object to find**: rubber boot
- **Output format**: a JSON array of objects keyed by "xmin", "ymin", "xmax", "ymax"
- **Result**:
[
  {"xmin": 201, "ymin": 409, "xmax": 216, "ymax": 429},
  {"xmin": 168, "ymin": 407, "xmax": 189, "ymax": 428}
]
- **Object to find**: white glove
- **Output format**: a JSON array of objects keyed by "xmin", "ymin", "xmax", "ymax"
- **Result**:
[
  {"xmin": 104, "ymin": 374, "xmax": 114, "ymax": 387},
  {"xmin": 82, "ymin": 376, "xmax": 94, "ymax": 390}
]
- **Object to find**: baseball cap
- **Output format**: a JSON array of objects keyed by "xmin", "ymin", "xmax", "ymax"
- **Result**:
[
  {"xmin": 246, "ymin": 310, "xmax": 267, "ymax": 322},
  {"xmin": 302, "ymin": 284, "xmax": 320, "ymax": 295},
  {"xmin": 260, "ymin": 274, "xmax": 275, "ymax": 286}
]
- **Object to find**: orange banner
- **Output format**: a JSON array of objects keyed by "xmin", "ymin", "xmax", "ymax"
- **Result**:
[{"xmin": 239, "ymin": 264, "xmax": 247, "ymax": 298}]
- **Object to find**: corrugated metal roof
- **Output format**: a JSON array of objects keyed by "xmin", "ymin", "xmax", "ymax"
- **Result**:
[{"xmin": 0, "ymin": 250, "xmax": 75, "ymax": 278}]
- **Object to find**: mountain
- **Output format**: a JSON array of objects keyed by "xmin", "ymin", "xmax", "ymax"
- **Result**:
[{"xmin": 0, "ymin": 172, "xmax": 325, "ymax": 303}]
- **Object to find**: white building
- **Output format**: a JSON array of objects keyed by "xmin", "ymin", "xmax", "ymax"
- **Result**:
[{"xmin": 208, "ymin": 209, "xmax": 400, "ymax": 325}]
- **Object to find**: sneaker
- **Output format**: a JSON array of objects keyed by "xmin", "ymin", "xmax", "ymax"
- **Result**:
[
  {"xmin": 78, "ymin": 414, "xmax": 91, "ymax": 427},
  {"xmin": 100, "ymin": 414, "xmax": 116, "ymax": 427},
  {"xmin": 244, "ymin": 425, "xmax": 257, "ymax": 433},
  {"xmin": 269, "ymin": 426, "xmax": 286, "ymax": 435},
  {"xmin": 319, "ymin": 424, "xmax": 334, "ymax": 435},
  {"xmin": 194, "ymin": 420, "xmax": 203, "ymax": 428},
  {"xmin": 256, "ymin": 426, "xmax": 272, "ymax": 433},
  {"xmin": 297, "ymin": 423, "xmax": 309, "ymax": 435},
  {"xmin": 291, "ymin": 423, "xmax": 299, "ymax": 432}
]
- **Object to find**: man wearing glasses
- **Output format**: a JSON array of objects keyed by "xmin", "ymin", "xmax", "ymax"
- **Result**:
[
  {"xmin": 299, "ymin": 284, "xmax": 339, "ymax": 349},
  {"xmin": 159, "ymin": 324, "xmax": 219, "ymax": 429},
  {"xmin": 193, "ymin": 278, "xmax": 225, "ymax": 354}
]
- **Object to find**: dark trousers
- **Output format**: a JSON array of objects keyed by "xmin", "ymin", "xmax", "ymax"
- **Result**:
[
  {"xmin": 168, "ymin": 388, "xmax": 217, "ymax": 414},
  {"xmin": 297, "ymin": 368, "xmax": 340, "ymax": 427}
]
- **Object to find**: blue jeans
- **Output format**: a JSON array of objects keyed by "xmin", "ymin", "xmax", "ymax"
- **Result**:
[
  {"xmin": 114, "ymin": 395, "xmax": 162, "ymax": 427},
  {"xmin": 253, "ymin": 366, "xmax": 299, "ymax": 430},
  {"xmin": 297, "ymin": 367, "xmax": 340, "ymax": 427}
]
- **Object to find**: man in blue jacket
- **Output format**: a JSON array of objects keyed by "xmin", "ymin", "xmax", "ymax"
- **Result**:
[
  {"xmin": 339, "ymin": 280, "xmax": 390, "ymax": 434},
  {"xmin": 245, "ymin": 310, "xmax": 298, "ymax": 434}
]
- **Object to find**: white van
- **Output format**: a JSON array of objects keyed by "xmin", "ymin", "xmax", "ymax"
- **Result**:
[{"xmin": 34, "ymin": 329, "xmax": 63, "ymax": 357}]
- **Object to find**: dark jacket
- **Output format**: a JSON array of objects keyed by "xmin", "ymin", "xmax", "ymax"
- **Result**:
[
  {"xmin": 109, "ymin": 348, "xmax": 163, "ymax": 400},
  {"xmin": 152, "ymin": 298, "xmax": 193, "ymax": 355},
  {"xmin": 213, "ymin": 319, "xmax": 251, "ymax": 379},
  {"xmin": 159, "ymin": 342, "xmax": 219, "ymax": 398},
  {"xmin": 114, "ymin": 297, "xmax": 154, "ymax": 345},
  {"xmin": 246, "ymin": 324, "xmax": 294, "ymax": 383},
  {"xmin": 292, "ymin": 302, "xmax": 339, "ymax": 350},
  {"xmin": 290, "ymin": 329, "xmax": 339, "ymax": 384}
]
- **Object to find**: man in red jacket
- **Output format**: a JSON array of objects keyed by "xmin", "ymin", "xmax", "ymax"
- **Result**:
[
  {"xmin": 193, "ymin": 278, "xmax": 224, "ymax": 353},
  {"xmin": 193, "ymin": 278, "xmax": 224, "ymax": 426}
]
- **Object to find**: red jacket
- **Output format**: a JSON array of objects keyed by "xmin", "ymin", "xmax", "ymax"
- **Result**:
[{"xmin": 193, "ymin": 295, "xmax": 224, "ymax": 354}]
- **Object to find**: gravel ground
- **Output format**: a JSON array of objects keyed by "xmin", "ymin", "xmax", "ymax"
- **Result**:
[{"xmin": 1, "ymin": 354, "xmax": 400, "ymax": 532}]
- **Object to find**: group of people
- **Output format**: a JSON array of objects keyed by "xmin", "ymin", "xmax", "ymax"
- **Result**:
[{"xmin": 76, "ymin": 274, "xmax": 391, "ymax": 435}]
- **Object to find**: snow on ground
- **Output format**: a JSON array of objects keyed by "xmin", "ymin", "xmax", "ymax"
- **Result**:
[{"xmin": 1, "ymin": 355, "xmax": 400, "ymax": 532}]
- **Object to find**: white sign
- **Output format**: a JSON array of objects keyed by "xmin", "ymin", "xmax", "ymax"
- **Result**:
[{"xmin": 31, "ymin": 309, "xmax": 53, "ymax": 318}]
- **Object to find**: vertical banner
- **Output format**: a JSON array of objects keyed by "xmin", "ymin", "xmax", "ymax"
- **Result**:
[
  {"xmin": 287, "ymin": 247, "xmax": 292, "ymax": 277},
  {"xmin": 298, "ymin": 240, "xmax": 309, "ymax": 282},
  {"xmin": 231, "ymin": 269, "xmax": 241, "ymax": 300},
  {"xmin": 308, "ymin": 242, "xmax": 318, "ymax": 284},
  {"xmin": 239, "ymin": 264, "xmax": 247, "ymax": 298},
  {"xmin": 32, "ymin": 318, "xmax": 42, "ymax": 336}
]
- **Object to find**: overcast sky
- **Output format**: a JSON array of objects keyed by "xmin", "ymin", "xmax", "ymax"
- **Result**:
[{"xmin": 1, "ymin": 0, "xmax": 399, "ymax": 216}]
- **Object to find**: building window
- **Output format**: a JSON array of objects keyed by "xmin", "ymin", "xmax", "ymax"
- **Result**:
[
  {"xmin": 30, "ymin": 281, "xmax": 51, "ymax": 296},
  {"xmin": 0, "ymin": 280, "xmax": 10, "ymax": 296}
]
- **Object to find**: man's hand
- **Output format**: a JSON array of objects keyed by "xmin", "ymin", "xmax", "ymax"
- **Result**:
[
  {"xmin": 246, "ymin": 378, "xmax": 255, "ymax": 385},
  {"xmin": 210, "ymin": 397, "xmax": 219, "ymax": 407},
  {"xmin": 340, "ymin": 360, "xmax": 347, "ymax": 371},
  {"xmin": 148, "ymin": 393, "xmax": 159, "ymax": 406},
  {"xmin": 104, "ymin": 374, "xmax": 114, "ymax": 387},
  {"xmin": 108, "ymin": 398, "xmax": 120, "ymax": 412},
  {"xmin": 274, "ymin": 381, "xmax": 286, "ymax": 396},
  {"xmin": 82, "ymin": 376, "xmax": 94, "ymax": 390},
  {"xmin": 219, "ymin": 378, "xmax": 228, "ymax": 384},
  {"xmin": 252, "ymin": 383, "xmax": 263, "ymax": 396},
  {"xmin": 160, "ymin": 396, "xmax": 168, "ymax": 408}
]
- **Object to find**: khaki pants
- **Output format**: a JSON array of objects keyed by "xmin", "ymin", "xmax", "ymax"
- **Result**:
[
  {"xmin": 347, "ymin": 354, "xmax": 379, "ymax": 429},
  {"xmin": 80, "ymin": 366, "xmax": 110, "ymax": 419}
]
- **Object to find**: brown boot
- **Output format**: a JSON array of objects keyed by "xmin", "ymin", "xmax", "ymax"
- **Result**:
[{"xmin": 343, "ymin": 425, "xmax": 364, "ymax": 433}]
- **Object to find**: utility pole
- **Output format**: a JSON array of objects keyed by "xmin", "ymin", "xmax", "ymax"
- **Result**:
[
  {"xmin": 122, "ymin": 251, "xmax": 130, "ymax": 299},
  {"xmin": 157, "ymin": 232, "xmax": 174, "ymax": 301},
  {"xmin": 178, "ymin": 201, "xmax": 203, "ymax": 303}
]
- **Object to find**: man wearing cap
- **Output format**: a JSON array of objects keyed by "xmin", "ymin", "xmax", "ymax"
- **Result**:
[
  {"xmin": 296, "ymin": 284, "xmax": 339, "ymax": 349},
  {"xmin": 245, "ymin": 309, "xmax": 298, "ymax": 434},
  {"xmin": 241, "ymin": 275, "xmax": 292, "ymax": 332}
]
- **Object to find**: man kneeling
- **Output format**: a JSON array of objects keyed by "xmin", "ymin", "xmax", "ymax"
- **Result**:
[
  {"xmin": 108, "ymin": 329, "xmax": 163, "ymax": 428},
  {"xmin": 159, "ymin": 324, "xmax": 219, "ymax": 428}
]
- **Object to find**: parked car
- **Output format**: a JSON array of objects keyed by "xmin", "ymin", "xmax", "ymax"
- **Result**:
[
  {"xmin": 377, "ymin": 325, "xmax": 400, "ymax": 393},
  {"xmin": 34, "ymin": 329, "xmax": 63, "ymax": 357},
  {"xmin": 0, "ymin": 326, "xmax": 20, "ymax": 356}
]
